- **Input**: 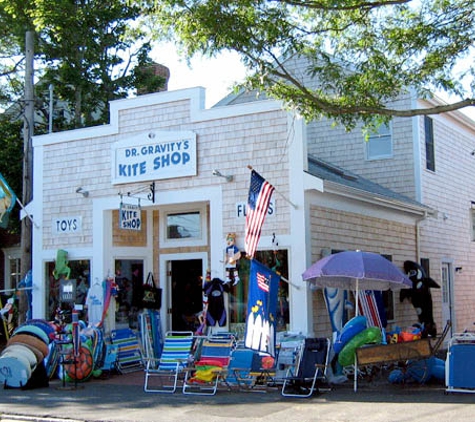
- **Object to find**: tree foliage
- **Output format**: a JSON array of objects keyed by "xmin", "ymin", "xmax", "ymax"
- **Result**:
[
  {"xmin": 0, "ymin": 0, "xmax": 165, "ymax": 131},
  {"xmin": 145, "ymin": 0, "xmax": 475, "ymax": 128},
  {"xmin": 0, "ymin": 0, "xmax": 165, "ymax": 235}
]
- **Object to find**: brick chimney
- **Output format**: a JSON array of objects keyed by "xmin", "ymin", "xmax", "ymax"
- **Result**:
[{"xmin": 137, "ymin": 63, "xmax": 170, "ymax": 95}]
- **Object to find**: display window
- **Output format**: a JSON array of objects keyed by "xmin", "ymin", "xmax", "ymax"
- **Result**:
[{"xmin": 229, "ymin": 249, "xmax": 289, "ymax": 337}]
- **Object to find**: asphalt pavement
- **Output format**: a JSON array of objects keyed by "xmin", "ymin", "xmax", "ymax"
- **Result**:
[{"xmin": 1, "ymin": 370, "xmax": 475, "ymax": 422}]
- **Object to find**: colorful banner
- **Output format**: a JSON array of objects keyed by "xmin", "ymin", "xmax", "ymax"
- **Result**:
[
  {"xmin": 0, "ymin": 172, "xmax": 17, "ymax": 228},
  {"xmin": 244, "ymin": 259, "xmax": 280, "ymax": 357}
]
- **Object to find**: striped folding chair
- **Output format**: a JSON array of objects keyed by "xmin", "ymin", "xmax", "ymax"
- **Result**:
[
  {"xmin": 182, "ymin": 334, "xmax": 235, "ymax": 395},
  {"xmin": 143, "ymin": 331, "xmax": 194, "ymax": 393}
]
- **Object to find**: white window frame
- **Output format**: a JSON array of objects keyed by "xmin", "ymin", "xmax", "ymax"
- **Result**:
[
  {"xmin": 365, "ymin": 122, "xmax": 393, "ymax": 160},
  {"xmin": 2, "ymin": 246, "xmax": 21, "ymax": 292},
  {"xmin": 159, "ymin": 203, "xmax": 208, "ymax": 248}
]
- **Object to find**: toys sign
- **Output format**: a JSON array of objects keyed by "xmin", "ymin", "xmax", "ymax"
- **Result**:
[{"xmin": 112, "ymin": 130, "xmax": 197, "ymax": 184}]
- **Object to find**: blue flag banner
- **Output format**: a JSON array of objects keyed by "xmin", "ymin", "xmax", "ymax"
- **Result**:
[
  {"xmin": 0, "ymin": 172, "xmax": 17, "ymax": 228},
  {"xmin": 244, "ymin": 259, "xmax": 280, "ymax": 357}
]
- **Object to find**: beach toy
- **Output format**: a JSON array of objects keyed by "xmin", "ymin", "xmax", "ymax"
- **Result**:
[
  {"xmin": 338, "ymin": 326, "xmax": 382, "ymax": 367},
  {"xmin": 334, "ymin": 315, "xmax": 367, "ymax": 354}
]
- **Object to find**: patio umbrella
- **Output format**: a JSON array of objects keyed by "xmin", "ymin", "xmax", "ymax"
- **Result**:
[
  {"xmin": 302, "ymin": 250, "xmax": 412, "ymax": 392},
  {"xmin": 302, "ymin": 250, "xmax": 412, "ymax": 316}
]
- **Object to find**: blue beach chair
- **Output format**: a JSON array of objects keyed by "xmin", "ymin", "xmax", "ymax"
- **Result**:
[{"xmin": 143, "ymin": 331, "xmax": 194, "ymax": 393}]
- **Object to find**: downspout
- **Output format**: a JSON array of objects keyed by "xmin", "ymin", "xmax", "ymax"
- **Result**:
[{"xmin": 415, "ymin": 211, "xmax": 428, "ymax": 261}]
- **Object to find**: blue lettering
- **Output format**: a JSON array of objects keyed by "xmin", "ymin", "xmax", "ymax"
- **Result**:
[
  {"xmin": 182, "ymin": 152, "xmax": 190, "ymax": 165},
  {"xmin": 171, "ymin": 152, "xmax": 181, "ymax": 164},
  {"xmin": 237, "ymin": 204, "xmax": 246, "ymax": 218},
  {"xmin": 125, "ymin": 148, "xmax": 137, "ymax": 157},
  {"xmin": 118, "ymin": 162, "xmax": 146, "ymax": 177}
]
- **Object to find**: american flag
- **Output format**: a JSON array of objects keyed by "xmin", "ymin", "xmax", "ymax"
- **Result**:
[
  {"xmin": 257, "ymin": 272, "xmax": 270, "ymax": 292},
  {"xmin": 245, "ymin": 170, "xmax": 275, "ymax": 258}
]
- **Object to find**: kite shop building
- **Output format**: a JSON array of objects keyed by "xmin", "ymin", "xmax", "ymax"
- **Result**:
[{"xmin": 28, "ymin": 87, "xmax": 427, "ymax": 338}]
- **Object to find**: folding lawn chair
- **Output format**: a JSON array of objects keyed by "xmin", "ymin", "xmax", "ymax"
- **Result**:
[
  {"xmin": 182, "ymin": 334, "xmax": 235, "ymax": 395},
  {"xmin": 227, "ymin": 343, "xmax": 277, "ymax": 392},
  {"xmin": 281, "ymin": 337, "xmax": 330, "ymax": 398},
  {"xmin": 143, "ymin": 331, "xmax": 194, "ymax": 393}
]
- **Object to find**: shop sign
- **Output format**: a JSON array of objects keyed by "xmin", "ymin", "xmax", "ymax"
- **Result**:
[
  {"xmin": 112, "ymin": 130, "xmax": 197, "ymax": 184},
  {"xmin": 236, "ymin": 200, "xmax": 275, "ymax": 218},
  {"xmin": 120, "ymin": 202, "xmax": 141, "ymax": 231},
  {"xmin": 53, "ymin": 216, "xmax": 82, "ymax": 234},
  {"xmin": 60, "ymin": 278, "xmax": 76, "ymax": 302}
]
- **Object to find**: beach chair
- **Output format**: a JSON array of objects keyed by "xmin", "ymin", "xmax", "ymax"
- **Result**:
[
  {"xmin": 227, "ymin": 346, "xmax": 277, "ymax": 392},
  {"xmin": 111, "ymin": 328, "xmax": 143, "ymax": 374},
  {"xmin": 143, "ymin": 331, "xmax": 194, "ymax": 393},
  {"xmin": 182, "ymin": 334, "xmax": 235, "ymax": 395},
  {"xmin": 281, "ymin": 337, "xmax": 330, "ymax": 398}
]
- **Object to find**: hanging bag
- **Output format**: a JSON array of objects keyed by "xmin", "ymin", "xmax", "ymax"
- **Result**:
[{"xmin": 141, "ymin": 272, "xmax": 162, "ymax": 310}]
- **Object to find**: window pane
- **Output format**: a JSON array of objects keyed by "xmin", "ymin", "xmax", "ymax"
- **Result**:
[
  {"xmin": 367, "ymin": 124, "xmax": 392, "ymax": 159},
  {"xmin": 425, "ymin": 116, "xmax": 435, "ymax": 171},
  {"xmin": 229, "ymin": 249, "xmax": 289, "ymax": 338},
  {"xmin": 166, "ymin": 212, "xmax": 201, "ymax": 239}
]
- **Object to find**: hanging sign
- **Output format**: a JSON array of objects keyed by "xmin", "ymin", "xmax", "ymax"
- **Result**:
[
  {"xmin": 120, "ymin": 202, "xmax": 141, "ymax": 231},
  {"xmin": 111, "ymin": 130, "xmax": 197, "ymax": 184},
  {"xmin": 60, "ymin": 278, "xmax": 76, "ymax": 302}
]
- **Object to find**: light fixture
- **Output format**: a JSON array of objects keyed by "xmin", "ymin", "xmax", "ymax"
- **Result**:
[
  {"xmin": 455, "ymin": 267, "xmax": 463, "ymax": 273},
  {"xmin": 76, "ymin": 187, "xmax": 89, "ymax": 198},
  {"xmin": 212, "ymin": 169, "xmax": 233, "ymax": 182}
]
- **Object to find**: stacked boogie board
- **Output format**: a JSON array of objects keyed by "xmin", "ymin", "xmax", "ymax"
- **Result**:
[
  {"xmin": 334, "ymin": 315, "xmax": 382, "ymax": 367},
  {"xmin": 0, "ymin": 320, "xmax": 55, "ymax": 388}
]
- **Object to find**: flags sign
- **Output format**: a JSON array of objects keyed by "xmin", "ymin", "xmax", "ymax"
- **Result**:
[
  {"xmin": 0, "ymin": 173, "xmax": 17, "ymax": 228},
  {"xmin": 244, "ymin": 259, "xmax": 280, "ymax": 356},
  {"xmin": 245, "ymin": 170, "xmax": 275, "ymax": 258}
]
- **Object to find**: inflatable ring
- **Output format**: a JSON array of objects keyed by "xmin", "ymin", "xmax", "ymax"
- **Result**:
[
  {"xmin": 334, "ymin": 315, "xmax": 367, "ymax": 354},
  {"xmin": 13, "ymin": 324, "xmax": 50, "ymax": 345},
  {"xmin": 2, "ymin": 344, "xmax": 38, "ymax": 368},
  {"xmin": 18, "ymin": 342, "xmax": 47, "ymax": 362},
  {"xmin": 7, "ymin": 334, "xmax": 50, "ymax": 358},
  {"xmin": 24, "ymin": 319, "xmax": 57, "ymax": 342},
  {"xmin": 0, "ymin": 354, "xmax": 32, "ymax": 387},
  {"xmin": 338, "ymin": 326, "xmax": 382, "ymax": 367}
]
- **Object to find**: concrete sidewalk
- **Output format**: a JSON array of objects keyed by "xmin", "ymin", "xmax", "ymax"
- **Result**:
[{"xmin": 1, "ymin": 370, "xmax": 475, "ymax": 422}]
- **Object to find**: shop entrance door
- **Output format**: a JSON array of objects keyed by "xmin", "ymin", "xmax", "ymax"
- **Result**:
[{"xmin": 169, "ymin": 259, "xmax": 204, "ymax": 331}]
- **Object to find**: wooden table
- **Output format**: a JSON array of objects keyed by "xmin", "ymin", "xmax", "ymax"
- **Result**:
[{"xmin": 356, "ymin": 338, "xmax": 433, "ymax": 366}]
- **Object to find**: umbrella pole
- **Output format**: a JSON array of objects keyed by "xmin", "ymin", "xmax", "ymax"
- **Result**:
[{"xmin": 354, "ymin": 278, "xmax": 359, "ymax": 392}]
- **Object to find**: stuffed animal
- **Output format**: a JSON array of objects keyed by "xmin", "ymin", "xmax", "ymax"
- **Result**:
[
  {"xmin": 53, "ymin": 249, "xmax": 71, "ymax": 280},
  {"xmin": 400, "ymin": 260, "xmax": 440, "ymax": 337},
  {"xmin": 224, "ymin": 233, "xmax": 241, "ymax": 285}
]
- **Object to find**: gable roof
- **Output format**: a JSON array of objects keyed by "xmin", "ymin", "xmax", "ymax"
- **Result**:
[{"xmin": 306, "ymin": 155, "xmax": 435, "ymax": 216}]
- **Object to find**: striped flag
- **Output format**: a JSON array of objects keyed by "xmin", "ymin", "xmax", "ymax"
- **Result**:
[
  {"xmin": 257, "ymin": 271, "xmax": 270, "ymax": 293},
  {"xmin": 245, "ymin": 170, "xmax": 275, "ymax": 258}
]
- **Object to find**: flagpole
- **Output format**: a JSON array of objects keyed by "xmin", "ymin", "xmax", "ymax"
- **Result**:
[
  {"xmin": 247, "ymin": 165, "xmax": 298, "ymax": 209},
  {"xmin": 245, "ymin": 256, "xmax": 301, "ymax": 290},
  {"xmin": 16, "ymin": 197, "xmax": 39, "ymax": 228},
  {"xmin": 279, "ymin": 275, "xmax": 301, "ymax": 290}
]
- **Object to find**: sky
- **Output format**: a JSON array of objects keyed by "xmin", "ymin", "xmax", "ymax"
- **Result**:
[{"xmin": 150, "ymin": 43, "xmax": 248, "ymax": 108}]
